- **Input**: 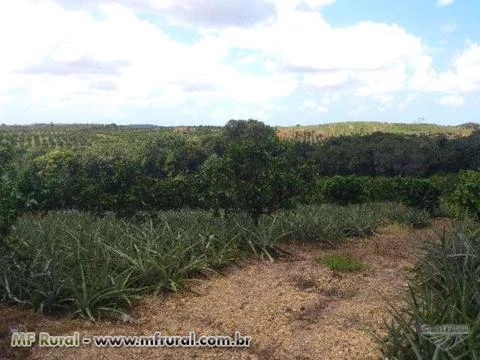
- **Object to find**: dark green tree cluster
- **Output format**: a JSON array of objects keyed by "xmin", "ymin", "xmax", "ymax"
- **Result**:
[
  {"xmin": 202, "ymin": 120, "xmax": 297, "ymax": 223},
  {"xmin": 17, "ymin": 120, "xmax": 298, "ymax": 221},
  {"xmin": 313, "ymin": 175, "xmax": 441, "ymax": 213},
  {"xmin": 450, "ymin": 170, "xmax": 480, "ymax": 219},
  {"xmin": 308, "ymin": 131, "xmax": 480, "ymax": 176},
  {"xmin": 8, "ymin": 121, "xmax": 480, "ymax": 221},
  {"xmin": 0, "ymin": 145, "xmax": 23, "ymax": 237}
]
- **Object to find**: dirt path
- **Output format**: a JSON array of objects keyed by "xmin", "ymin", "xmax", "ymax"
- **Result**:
[{"xmin": 1, "ymin": 220, "xmax": 448, "ymax": 360}]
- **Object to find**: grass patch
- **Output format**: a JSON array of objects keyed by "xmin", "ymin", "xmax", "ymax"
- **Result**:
[{"xmin": 319, "ymin": 254, "xmax": 366, "ymax": 272}]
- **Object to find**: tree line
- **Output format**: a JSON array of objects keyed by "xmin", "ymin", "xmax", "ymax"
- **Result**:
[{"xmin": 1, "ymin": 119, "xmax": 480, "ymax": 228}]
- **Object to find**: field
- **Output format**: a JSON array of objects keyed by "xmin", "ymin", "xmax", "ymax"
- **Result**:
[
  {"xmin": 1, "ymin": 120, "xmax": 480, "ymax": 359},
  {"xmin": 1, "ymin": 219, "xmax": 446, "ymax": 359},
  {"xmin": 276, "ymin": 121, "xmax": 477, "ymax": 143},
  {"xmin": 0, "ymin": 124, "xmax": 175, "ymax": 151},
  {"xmin": 0, "ymin": 121, "xmax": 477, "ymax": 151}
]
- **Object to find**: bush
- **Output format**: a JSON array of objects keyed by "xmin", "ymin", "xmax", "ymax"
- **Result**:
[
  {"xmin": 396, "ymin": 178, "xmax": 441, "ymax": 213},
  {"xmin": 363, "ymin": 176, "xmax": 403, "ymax": 202},
  {"xmin": 0, "ymin": 146, "xmax": 23, "ymax": 238},
  {"xmin": 18, "ymin": 149, "xmax": 78, "ymax": 210},
  {"xmin": 430, "ymin": 173, "xmax": 459, "ymax": 196},
  {"xmin": 314, "ymin": 176, "xmax": 447, "ymax": 211},
  {"xmin": 202, "ymin": 127, "xmax": 297, "ymax": 223},
  {"xmin": 0, "ymin": 171, "xmax": 20, "ymax": 237},
  {"xmin": 321, "ymin": 175, "xmax": 367, "ymax": 205},
  {"xmin": 449, "ymin": 170, "xmax": 480, "ymax": 219}
]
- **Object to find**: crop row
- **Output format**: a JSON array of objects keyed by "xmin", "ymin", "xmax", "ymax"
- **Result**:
[{"xmin": 0, "ymin": 202, "xmax": 428, "ymax": 319}]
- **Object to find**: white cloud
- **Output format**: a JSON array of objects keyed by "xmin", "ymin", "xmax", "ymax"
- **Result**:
[
  {"xmin": 414, "ymin": 43, "xmax": 480, "ymax": 94},
  {"xmin": 211, "ymin": 7, "xmax": 433, "ymax": 108},
  {"xmin": 436, "ymin": 94, "xmax": 465, "ymax": 107},
  {"xmin": 398, "ymin": 94, "xmax": 416, "ymax": 110},
  {"xmin": 302, "ymin": 0, "xmax": 336, "ymax": 8},
  {"xmin": 0, "ymin": 0, "xmax": 298, "ymax": 110},
  {"xmin": 354, "ymin": 64, "xmax": 406, "ymax": 97},
  {"xmin": 372, "ymin": 94, "xmax": 395, "ymax": 106},
  {"xmin": 0, "ymin": 0, "xmax": 478, "ymax": 123},
  {"xmin": 154, "ymin": 0, "xmax": 276, "ymax": 28},
  {"xmin": 56, "ymin": 0, "xmax": 276, "ymax": 28},
  {"xmin": 303, "ymin": 100, "xmax": 329, "ymax": 113},
  {"xmin": 436, "ymin": 0, "xmax": 454, "ymax": 7},
  {"xmin": 303, "ymin": 71, "xmax": 350, "ymax": 88},
  {"xmin": 213, "ymin": 10, "xmax": 427, "ymax": 72},
  {"xmin": 349, "ymin": 104, "xmax": 369, "ymax": 115}
]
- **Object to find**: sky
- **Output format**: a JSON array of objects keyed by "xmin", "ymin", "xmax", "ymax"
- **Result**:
[{"xmin": 0, "ymin": 0, "xmax": 479, "ymax": 126}]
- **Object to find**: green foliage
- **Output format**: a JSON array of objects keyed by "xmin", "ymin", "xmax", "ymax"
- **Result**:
[
  {"xmin": 142, "ymin": 133, "xmax": 209, "ymax": 178},
  {"xmin": 321, "ymin": 175, "xmax": 367, "ymax": 205},
  {"xmin": 378, "ymin": 223, "xmax": 480, "ymax": 359},
  {"xmin": 276, "ymin": 204, "xmax": 344, "ymax": 245},
  {"xmin": 387, "ymin": 203, "xmax": 432, "ymax": 229},
  {"xmin": 278, "ymin": 121, "xmax": 475, "ymax": 142},
  {"xmin": 449, "ymin": 170, "xmax": 480, "ymax": 219},
  {"xmin": 0, "ymin": 202, "xmax": 425, "ymax": 318},
  {"xmin": 0, "ymin": 208, "xmax": 296, "ymax": 318},
  {"xmin": 429, "ymin": 173, "xmax": 459, "ymax": 196},
  {"xmin": 0, "ymin": 170, "xmax": 21, "ymax": 237},
  {"xmin": 307, "ymin": 176, "xmax": 447, "ymax": 214},
  {"xmin": 275, "ymin": 202, "xmax": 418, "ymax": 245},
  {"xmin": 0, "ymin": 145, "xmax": 23, "ymax": 238},
  {"xmin": 309, "ymin": 131, "xmax": 480, "ymax": 177},
  {"xmin": 203, "ymin": 120, "xmax": 297, "ymax": 222},
  {"xmin": 396, "ymin": 178, "xmax": 441, "ymax": 213},
  {"xmin": 201, "ymin": 154, "xmax": 231, "ymax": 213},
  {"xmin": 0, "ymin": 211, "xmax": 240, "ymax": 318},
  {"xmin": 19, "ymin": 149, "xmax": 78, "ymax": 210},
  {"xmin": 362, "ymin": 176, "xmax": 403, "ymax": 202},
  {"xmin": 224, "ymin": 119, "xmax": 276, "ymax": 143},
  {"xmin": 5, "ymin": 120, "xmax": 480, "ymax": 219},
  {"xmin": 319, "ymin": 255, "xmax": 365, "ymax": 272}
]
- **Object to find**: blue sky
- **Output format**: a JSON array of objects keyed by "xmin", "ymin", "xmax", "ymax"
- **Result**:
[{"xmin": 0, "ymin": 0, "xmax": 479, "ymax": 126}]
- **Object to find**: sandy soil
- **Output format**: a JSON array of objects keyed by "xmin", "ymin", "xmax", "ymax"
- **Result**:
[{"xmin": 0, "ymin": 220, "xmax": 448, "ymax": 360}]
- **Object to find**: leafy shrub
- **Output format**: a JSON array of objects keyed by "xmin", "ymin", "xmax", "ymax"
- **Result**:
[
  {"xmin": 0, "ymin": 171, "xmax": 20, "ymax": 237},
  {"xmin": 202, "ymin": 124, "xmax": 297, "ymax": 223},
  {"xmin": 315, "ymin": 175, "xmax": 447, "ymax": 211},
  {"xmin": 396, "ymin": 178, "xmax": 441, "ymax": 213},
  {"xmin": 363, "ymin": 176, "xmax": 403, "ymax": 202},
  {"xmin": 0, "ymin": 146, "xmax": 23, "ymax": 238},
  {"xmin": 449, "ymin": 170, "xmax": 480, "ymax": 219},
  {"xmin": 18, "ymin": 149, "xmax": 78, "ymax": 210},
  {"xmin": 429, "ymin": 173, "xmax": 459, "ymax": 196},
  {"xmin": 321, "ymin": 175, "xmax": 367, "ymax": 205}
]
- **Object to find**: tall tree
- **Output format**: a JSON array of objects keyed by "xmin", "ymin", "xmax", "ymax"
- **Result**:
[{"xmin": 203, "ymin": 120, "xmax": 296, "ymax": 223}]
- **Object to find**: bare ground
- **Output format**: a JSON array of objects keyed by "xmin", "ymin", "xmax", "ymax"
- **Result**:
[{"xmin": 0, "ymin": 220, "xmax": 449, "ymax": 360}]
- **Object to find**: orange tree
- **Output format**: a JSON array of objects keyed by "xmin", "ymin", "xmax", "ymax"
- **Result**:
[{"xmin": 202, "ymin": 120, "xmax": 297, "ymax": 224}]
